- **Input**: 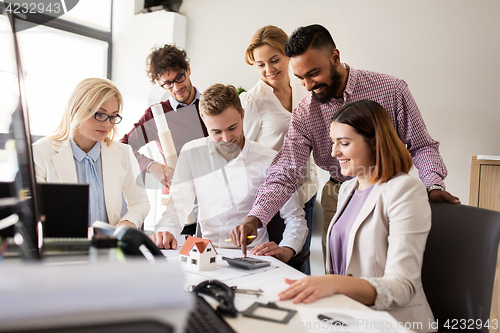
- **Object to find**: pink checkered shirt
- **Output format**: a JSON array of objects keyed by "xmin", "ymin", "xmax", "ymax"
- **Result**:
[{"xmin": 249, "ymin": 65, "xmax": 447, "ymax": 225}]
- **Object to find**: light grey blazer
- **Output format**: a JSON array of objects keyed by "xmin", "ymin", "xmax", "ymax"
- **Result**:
[
  {"xmin": 326, "ymin": 173, "xmax": 435, "ymax": 330},
  {"xmin": 32, "ymin": 138, "xmax": 150, "ymax": 228}
]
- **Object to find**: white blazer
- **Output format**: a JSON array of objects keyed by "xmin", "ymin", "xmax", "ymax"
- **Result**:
[
  {"xmin": 326, "ymin": 173, "xmax": 434, "ymax": 330},
  {"xmin": 32, "ymin": 138, "xmax": 150, "ymax": 228}
]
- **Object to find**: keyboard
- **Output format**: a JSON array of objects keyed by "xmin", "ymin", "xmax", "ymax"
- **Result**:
[
  {"xmin": 184, "ymin": 295, "xmax": 236, "ymax": 333},
  {"xmin": 41, "ymin": 237, "xmax": 91, "ymax": 254}
]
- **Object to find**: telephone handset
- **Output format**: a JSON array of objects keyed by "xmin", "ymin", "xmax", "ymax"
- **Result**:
[
  {"xmin": 113, "ymin": 225, "xmax": 163, "ymax": 258},
  {"xmin": 190, "ymin": 280, "xmax": 238, "ymax": 317}
]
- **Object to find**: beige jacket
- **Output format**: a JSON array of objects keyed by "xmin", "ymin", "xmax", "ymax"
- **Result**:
[{"xmin": 326, "ymin": 173, "xmax": 434, "ymax": 331}]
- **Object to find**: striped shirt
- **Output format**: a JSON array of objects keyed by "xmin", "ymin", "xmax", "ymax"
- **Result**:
[{"xmin": 249, "ymin": 65, "xmax": 447, "ymax": 226}]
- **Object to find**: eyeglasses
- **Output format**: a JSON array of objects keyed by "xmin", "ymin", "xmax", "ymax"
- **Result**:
[
  {"xmin": 94, "ymin": 112, "xmax": 123, "ymax": 124},
  {"xmin": 159, "ymin": 71, "xmax": 187, "ymax": 90}
]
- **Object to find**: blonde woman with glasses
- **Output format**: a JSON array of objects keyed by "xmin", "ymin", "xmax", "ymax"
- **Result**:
[{"xmin": 33, "ymin": 78, "xmax": 150, "ymax": 229}]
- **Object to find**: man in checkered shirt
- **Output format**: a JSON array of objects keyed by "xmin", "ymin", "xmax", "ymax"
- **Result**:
[{"xmin": 229, "ymin": 24, "xmax": 460, "ymax": 261}]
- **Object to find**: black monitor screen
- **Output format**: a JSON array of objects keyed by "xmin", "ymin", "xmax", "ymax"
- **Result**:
[{"xmin": 0, "ymin": 6, "xmax": 41, "ymax": 259}]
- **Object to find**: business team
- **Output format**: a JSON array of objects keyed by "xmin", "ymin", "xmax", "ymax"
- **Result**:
[{"xmin": 33, "ymin": 24, "xmax": 460, "ymax": 331}]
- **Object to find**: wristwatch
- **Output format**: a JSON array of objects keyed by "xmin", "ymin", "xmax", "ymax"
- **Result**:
[{"xmin": 427, "ymin": 184, "xmax": 445, "ymax": 194}]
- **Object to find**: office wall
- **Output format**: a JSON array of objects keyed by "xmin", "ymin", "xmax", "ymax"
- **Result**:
[
  {"xmin": 114, "ymin": 0, "xmax": 500, "ymax": 203},
  {"xmin": 112, "ymin": 1, "xmax": 187, "ymax": 135},
  {"xmin": 112, "ymin": 1, "xmax": 188, "ymax": 229}
]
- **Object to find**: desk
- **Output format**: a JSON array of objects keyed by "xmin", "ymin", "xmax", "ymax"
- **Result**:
[
  {"xmin": 0, "ymin": 258, "xmax": 190, "ymax": 332},
  {"xmin": 0, "ymin": 248, "xmax": 407, "ymax": 333},
  {"xmin": 164, "ymin": 248, "xmax": 402, "ymax": 333}
]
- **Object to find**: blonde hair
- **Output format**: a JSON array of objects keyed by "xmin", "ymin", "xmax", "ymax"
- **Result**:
[
  {"xmin": 199, "ymin": 84, "xmax": 243, "ymax": 118},
  {"xmin": 50, "ymin": 78, "xmax": 123, "ymax": 145},
  {"xmin": 244, "ymin": 25, "xmax": 289, "ymax": 65}
]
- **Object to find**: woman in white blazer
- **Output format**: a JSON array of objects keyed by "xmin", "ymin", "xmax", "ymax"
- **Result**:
[
  {"xmin": 278, "ymin": 100, "xmax": 434, "ymax": 331},
  {"xmin": 33, "ymin": 78, "xmax": 149, "ymax": 229},
  {"xmin": 241, "ymin": 25, "xmax": 319, "ymax": 274}
]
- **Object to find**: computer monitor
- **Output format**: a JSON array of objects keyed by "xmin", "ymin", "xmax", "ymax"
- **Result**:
[
  {"xmin": 39, "ymin": 183, "xmax": 89, "ymax": 238},
  {"xmin": 0, "ymin": 6, "xmax": 42, "ymax": 259}
]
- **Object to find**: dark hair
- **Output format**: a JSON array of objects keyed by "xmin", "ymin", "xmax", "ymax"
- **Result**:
[
  {"xmin": 331, "ymin": 100, "xmax": 413, "ymax": 183},
  {"xmin": 285, "ymin": 24, "xmax": 336, "ymax": 58},
  {"xmin": 200, "ymin": 84, "xmax": 243, "ymax": 118},
  {"xmin": 146, "ymin": 44, "xmax": 189, "ymax": 84}
]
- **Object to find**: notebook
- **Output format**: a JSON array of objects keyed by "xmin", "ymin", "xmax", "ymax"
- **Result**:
[{"xmin": 38, "ymin": 183, "xmax": 89, "ymax": 238}]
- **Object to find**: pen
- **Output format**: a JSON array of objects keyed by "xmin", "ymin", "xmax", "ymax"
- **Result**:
[
  {"xmin": 225, "ymin": 235, "xmax": 256, "ymax": 242},
  {"xmin": 317, "ymin": 314, "xmax": 347, "ymax": 326}
]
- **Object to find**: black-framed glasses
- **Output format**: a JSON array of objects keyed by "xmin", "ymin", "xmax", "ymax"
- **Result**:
[
  {"xmin": 159, "ymin": 71, "xmax": 187, "ymax": 90},
  {"xmin": 94, "ymin": 112, "xmax": 122, "ymax": 124}
]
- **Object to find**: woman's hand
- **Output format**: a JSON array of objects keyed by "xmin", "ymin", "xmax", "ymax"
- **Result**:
[
  {"xmin": 116, "ymin": 220, "xmax": 137, "ymax": 229},
  {"xmin": 278, "ymin": 275, "xmax": 377, "ymax": 306},
  {"xmin": 250, "ymin": 242, "xmax": 295, "ymax": 263},
  {"xmin": 278, "ymin": 276, "xmax": 338, "ymax": 304}
]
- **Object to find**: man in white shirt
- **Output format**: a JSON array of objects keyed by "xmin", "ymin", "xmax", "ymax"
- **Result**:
[{"xmin": 150, "ymin": 84, "xmax": 307, "ymax": 263}]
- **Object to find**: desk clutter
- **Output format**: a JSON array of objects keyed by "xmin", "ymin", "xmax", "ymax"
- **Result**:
[
  {"xmin": 36, "ymin": 225, "xmax": 164, "ymax": 262},
  {"xmin": 191, "ymin": 280, "xmax": 238, "ymax": 317},
  {"xmin": 2, "ymin": 231, "xmax": 406, "ymax": 333},
  {"xmin": 187, "ymin": 279, "xmax": 296, "ymax": 333}
]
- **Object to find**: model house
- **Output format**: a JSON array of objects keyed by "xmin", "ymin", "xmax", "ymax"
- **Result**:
[{"xmin": 179, "ymin": 236, "xmax": 217, "ymax": 271}]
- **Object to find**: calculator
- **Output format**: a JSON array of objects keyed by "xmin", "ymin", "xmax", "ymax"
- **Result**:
[{"xmin": 222, "ymin": 256, "xmax": 271, "ymax": 270}]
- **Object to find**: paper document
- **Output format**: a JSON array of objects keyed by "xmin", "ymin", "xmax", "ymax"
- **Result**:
[
  {"xmin": 161, "ymin": 248, "xmax": 305, "ymax": 311},
  {"xmin": 297, "ymin": 307, "xmax": 414, "ymax": 333},
  {"xmin": 92, "ymin": 221, "xmax": 115, "ymax": 235}
]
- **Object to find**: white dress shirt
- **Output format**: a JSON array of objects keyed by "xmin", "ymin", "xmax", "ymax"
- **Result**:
[
  {"xmin": 155, "ymin": 136, "xmax": 307, "ymax": 253},
  {"xmin": 240, "ymin": 77, "xmax": 319, "ymax": 206}
]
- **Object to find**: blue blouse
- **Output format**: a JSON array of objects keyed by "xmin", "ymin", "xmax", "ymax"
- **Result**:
[{"xmin": 71, "ymin": 140, "xmax": 108, "ymax": 226}]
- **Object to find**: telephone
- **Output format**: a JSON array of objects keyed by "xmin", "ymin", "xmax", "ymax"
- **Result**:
[
  {"xmin": 190, "ymin": 280, "xmax": 238, "ymax": 317},
  {"xmin": 113, "ymin": 225, "xmax": 164, "ymax": 258}
]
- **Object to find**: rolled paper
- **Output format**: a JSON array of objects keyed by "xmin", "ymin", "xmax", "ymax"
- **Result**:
[
  {"xmin": 151, "ymin": 104, "xmax": 178, "ymax": 169},
  {"xmin": 151, "ymin": 104, "xmax": 169, "ymax": 132}
]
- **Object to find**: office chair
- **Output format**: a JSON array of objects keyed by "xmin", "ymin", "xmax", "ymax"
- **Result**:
[
  {"xmin": 266, "ymin": 212, "xmax": 310, "ymax": 272},
  {"xmin": 421, "ymin": 202, "xmax": 500, "ymax": 333}
]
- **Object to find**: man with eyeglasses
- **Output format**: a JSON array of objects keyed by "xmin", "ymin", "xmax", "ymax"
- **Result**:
[{"xmin": 120, "ymin": 44, "xmax": 208, "ymax": 188}]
